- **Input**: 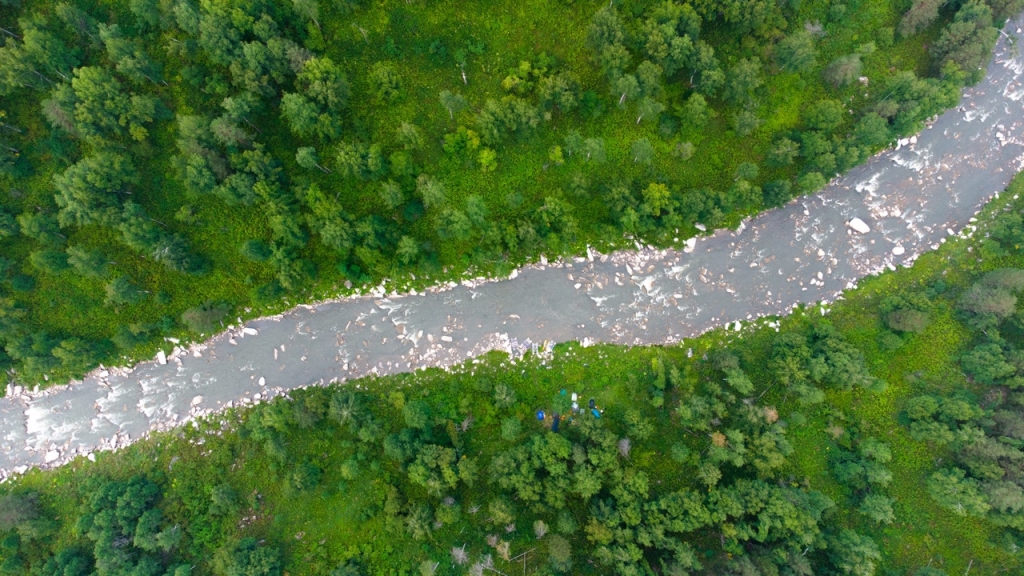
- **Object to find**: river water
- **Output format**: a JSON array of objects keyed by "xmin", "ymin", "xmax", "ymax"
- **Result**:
[{"xmin": 3, "ymin": 19, "xmax": 1024, "ymax": 477}]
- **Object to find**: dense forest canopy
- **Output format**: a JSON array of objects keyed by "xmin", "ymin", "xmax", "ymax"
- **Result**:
[{"xmin": 0, "ymin": 0, "xmax": 1014, "ymax": 386}]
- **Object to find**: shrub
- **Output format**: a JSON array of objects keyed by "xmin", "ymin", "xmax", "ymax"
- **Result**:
[
  {"xmin": 29, "ymin": 250, "xmax": 70, "ymax": 274},
  {"xmin": 213, "ymin": 538, "xmax": 282, "ymax": 576},
  {"xmin": 180, "ymin": 300, "xmax": 229, "ymax": 333},
  {"xmin": 823, "ymin": 54, "xmax": 862, "ymax": 88},
  {"xmin": 547, "ymin": 535, "xmax": 572, "ymax": 572},
  {"xmin": 858, "ymin": 494, "xmax": 896, "ymax": 525},
  {"xmin": 104, "ymin": 276, "xmax": 145, "ymax": 306},
  {"xmin": 879, "ymin": 293, "xmax": 931, "ymax": 333}
]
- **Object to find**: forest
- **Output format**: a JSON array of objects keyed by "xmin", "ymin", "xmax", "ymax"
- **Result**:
[
  {"xmin": 0, "ymin": 0, "xmax": 1013, "ymax": 385},
  {"xmin": 4, "ymin": 159, "xmax": 1024, "ymax": 575}
]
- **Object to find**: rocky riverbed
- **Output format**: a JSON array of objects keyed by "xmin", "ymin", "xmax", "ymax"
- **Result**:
[{"xmin": 4, "ymin": 18, "xmax": 1024, "ymax": 479}]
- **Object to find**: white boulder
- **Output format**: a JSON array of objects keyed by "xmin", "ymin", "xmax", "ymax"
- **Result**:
[{"xmin": 847, "ymin": 218, "xmax": 870, "ymax": 234}]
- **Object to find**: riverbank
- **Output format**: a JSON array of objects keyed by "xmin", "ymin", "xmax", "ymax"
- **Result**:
[
  {"xmin": 2, "ymin": 13, "xmax": 1024, "ymax": 481},
  {"xmin": 7, "ymin": 175, "xmax": 1024, "ymax": 575}
]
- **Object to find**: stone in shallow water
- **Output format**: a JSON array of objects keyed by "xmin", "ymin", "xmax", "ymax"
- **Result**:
[
  {"xmin": 892, "ymin": 245, "xmax": 905, "ymax": 255},
  {"xmin": 847, "ymin": 217, "xmax": 871, "ymax": 234}
]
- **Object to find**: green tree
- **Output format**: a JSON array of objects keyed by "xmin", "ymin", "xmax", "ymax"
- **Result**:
[
  {"xmin": 631, "ymin": 138, "xmax": 654, "ymax": 164},
  {"xmin": 900, "ymin": 0, "xmax": 942, "ymax": 37},
  {"xmin": 987, "ymin": 0, "xmax": 1024, "ymax": 20},
  {"xmin": 436, "ymin": 208, "xmax": 471, "ymax": 241},
  {"xmin": 927, "ymin": 468, "xmax": 990, "ymax": 517},
  {"xmin": 369, "ymin": 62, "xmax": 402, "ymax": 103},
  {"xmin": 880, "ymin": 292, "xmax": 931, "ymax": 333},
  {"xmin": 613, "ymin": 74, "xmax": 639, "ymax": 105},
  {"xmin": 538, "ymin": 72, "xmax": 582, "ymax": 111},
  {"xmin": 280, "ymin": 95, "xmax": 320, "ymax": 140},
  {"xmin": 439, "ymin": 90, "xmax": 468, "ymax": 119},
  {"xmin": 854, "ymin": 113, "xmax": 891, "ymax": 147},
  {"xmin": 395, "ymin": 236, "xmax": 418, "ymax": 265},
  {"xmin": 63, "ymin": 66, "xmax": 159, "ymax": 141},
  {"xmin": 804, "ymin": 100, "xmax": 846, "ymax": 132},
  {"xmin": 407, "ymin": 444, "xmax": 459, "ymax": 495},
  {"xmin": 732, "ymin": 109, "xmax": 761, "ymax": 136},
  {"xmin": 828, "ymin": 529, "xmax": 881, "ymax": 576},
  {"xmin": 642, "ymin": 183, "xmax": 671, "ymax": 217},
  {"xmin": 53, "ymin": 152, "xmax": 138, "ymax": 227},
  {"xmin": 858, "ymin": 494, "xmax": 896, "ymax": 525},
  {"xmin": 500, "ymin": 417, "xmax": 521, "ymax": 441},
  {"xmin": 582, "ymin": 138, "xmax": 606, "ymax": 163},
  {"xmin": 397, "ymin": 123, "xmax": 423, "ymax": 151},
  {"xmin": 775, "ymin": 30, "xmax": 817, "ymax": 73},
  {"xmin": 586, "ymin": 6, "xmax": 625, "ymax": 55},
  {"xmin": 415, "ymin": 174, "xmax": 445, "ymax": 209},
  {"xmin": 28, "ymin": 250, "xmax": 69, "ymax": 274},
  {"xmin": 635, "ymin": 97, "xmax": 664, "ymax": 124},
  {"xmin": 960, "ymin": 343, "xmax": 1016, "ymax": 384},
  {"xmin": 767, "ymin": 138, "xmax": 799, "ymax": 167},
  {"xmin": 376, "ymin": 180, "xmax": 404, "ymax": 211},
  {"xmin": 18, "ymin": 213, "xmax": 64, "ymax": 246},
  {"xmin": 547, "ymin": 535, "xmax": 572, "ymax": 572},
  {"xmin": 678, "ymin": 93, "xmax": 712, "ymax": 129},
  {"xmin": 280, "ymin": 57, "xmax": 348, "ymax": 140},
  {"xmin": 335, "ymin": 142, "xmax": 385, "ymax": 181},
  {"xmin": 477, "ymin": 148, "xmax": 497, "ymax": 173},
  {"xmin": 98, "ymin": 24, "xmax": 162, "ymax": 85},
  {"xmin": 104, "ymin": 276, "xmax": 145, "ymax": 306},
  {"xmin": 723, "ymin": 57, "xmax": 762, "ymax": 104},
  {"xmin": 734, "ymin": 162, "xmax": 758, "ymax": 181},
  {"xmin": 296, "ymin": 147, "xmax": 330, "ymax": 173},
  {"xmin": 292, "ymin": 0, "xmax": 321, "ymax": 28},
  {"xmin": 214, "ymin": 538, "xmax": 282, "ymax": 576},
  {"xmin": 824, "ymin": 54, "xmax": 863, "ymax": 88},
  {"xmin": 403, "ymin": 400, "xmax": 432, "ymax": 429},
  {"xmin": 763, "ymin": 180, "xmax": 793, "ymax": 207},
  {"xmin": 797, "ymin": 172, "xmax": 827, "ymax": 194},
  {"xmin": 931, "ymin": 1, "xmax": 998, "ymax": 83},
  {"xmin": 0, "ymin": 210, "xmax": 16, "ymax": 238}
]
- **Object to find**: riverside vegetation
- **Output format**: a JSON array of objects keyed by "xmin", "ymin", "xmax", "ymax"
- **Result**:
[
  {"xmin": 0, "ymin": 0, "xmax": 1014, "ymax": 385},
  {"xmin": 5, "ymin": 165, "xmax": 1024, "ymax": 575}
]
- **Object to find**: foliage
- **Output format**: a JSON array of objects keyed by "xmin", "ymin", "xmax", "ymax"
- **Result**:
[{"xmin": 0, "ymin": 0, "xmax": 980, "ymax": 387}]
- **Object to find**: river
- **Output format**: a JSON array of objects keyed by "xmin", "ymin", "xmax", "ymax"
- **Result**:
[{"xmin": 3, "ymin": 18, "xmax": 1024, "ymax": 478}]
